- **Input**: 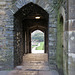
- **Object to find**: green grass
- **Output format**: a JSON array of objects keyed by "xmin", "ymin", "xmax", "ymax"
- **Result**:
[
  {"xmin": 36, "ymin": 42, "xmax": 44, "ymax": 50},
  {"xmin": 32, "ymin": 46, "xmax": 35, "ymax": 48}
]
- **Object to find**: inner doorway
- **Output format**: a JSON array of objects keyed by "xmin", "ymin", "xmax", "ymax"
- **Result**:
[{"xmin": 31, "ymin": 30, "xmax": 45, "ymax": 53}]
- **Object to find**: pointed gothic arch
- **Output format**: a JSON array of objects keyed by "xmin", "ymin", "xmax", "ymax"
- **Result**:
[
  {"xmin": 3, "ymin": 0, "xmax": 58, "ymax": 70},
  {"xmin": 14, "ymin": 2, "xmax": 49, "ymax": 66}
]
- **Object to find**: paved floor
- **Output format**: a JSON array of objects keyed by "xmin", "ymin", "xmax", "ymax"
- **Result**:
[{"xmin": 1, "ymin": 53, "xmax": 59, "ymax": 75}]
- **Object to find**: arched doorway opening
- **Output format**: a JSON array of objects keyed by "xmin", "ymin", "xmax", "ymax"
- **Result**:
[
  {"xmin": 31, "ymin": 30, "xmax": 45, "ymax": 53},
  {"xmin": 14, "ymin": 2, "xmax": 49, "ymax": 66}
]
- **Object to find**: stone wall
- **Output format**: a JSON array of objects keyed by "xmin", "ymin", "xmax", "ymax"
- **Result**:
[
  {"xmin": 68, "ymin": 0, "xmax": 75, "ymax": 75},
  {"xmin": 0, "ymin": 0, "xmax": 14, "ymax": 70},
  {"xmin": 2, "ymin": 0, "xmax": 74, "ymax": 75},
  {"xmin": 55, "ymin": 0, "xmax": 75, "ymax": 75},
  {"xmin": 0, "ymin": 0, "xmax": 58, "ymax": 70},
  {"xmin": 56, "ymin": 12, "xmax": 63, "ymax": 75},
  {"xmin": 14, "ymin": 18, "xmax": 24, "ymax": 67},
  {"xmin": 53, "ymin": 0, "xmax": 68, "ymax": 75},
  {"xmin": 62, "ymin": 1, "xmax": 68, "ymax": 75}
]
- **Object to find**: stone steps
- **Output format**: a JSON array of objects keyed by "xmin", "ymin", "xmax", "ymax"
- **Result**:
[
  {"xmin": 7, "ymin": 53, "xmax": 59, "ymax": 75},
  {"xmin": 15, "ymin": 53, "xmax": 50, "ymax": 71}
]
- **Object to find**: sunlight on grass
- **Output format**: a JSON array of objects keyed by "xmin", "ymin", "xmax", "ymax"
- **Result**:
[
  {"xmin": 36, "ymin": 42, "xmax": 44, "ymax": 50},
  {"xmin": 32, "ymin": 46, "xmax": 35, "ymax": 48}
]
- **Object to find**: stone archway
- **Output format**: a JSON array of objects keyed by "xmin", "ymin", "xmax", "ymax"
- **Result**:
[
  {"xmin": 30, "ymin": 29, "xmax": 48, "ymax": 53},
  {"xmin": 14, "ymin": 2, "xmax": 49, "ymax": 66},
  {"xmin": 0, "ymin": 0, "xmax": 57, "ymax": 70}
]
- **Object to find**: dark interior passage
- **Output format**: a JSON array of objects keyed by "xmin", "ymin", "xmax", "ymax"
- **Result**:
[{"xmin": 14, "ymin": 2, "xmax": 49, "ymax": 67}]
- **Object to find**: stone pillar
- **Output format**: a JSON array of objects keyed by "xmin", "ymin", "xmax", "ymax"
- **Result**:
[
  {"xmin": 14, "ymin": 18, "xmax": 24, "ymax": 66},
  {"xmin": 48, "ymin": 10, "xmax": 57, "ymax": 69},
  {"xmin": 68, "ymin": 0, "xmax": 75, "ymax": 75}
]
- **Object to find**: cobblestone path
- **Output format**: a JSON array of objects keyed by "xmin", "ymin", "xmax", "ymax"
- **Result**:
[{"xmin": 8, "ymin": 53, "xmax": 59, "ymax": 75}]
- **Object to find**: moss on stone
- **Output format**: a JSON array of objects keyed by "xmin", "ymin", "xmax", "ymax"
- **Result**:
[{"xmin": 56, "ymin": 11, "xmax": 63, "ymax": 70}]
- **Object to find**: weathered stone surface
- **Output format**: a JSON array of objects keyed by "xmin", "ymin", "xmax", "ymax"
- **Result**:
[
  {"xmin": 0, "ymin": 1, "xmax": 72, "ymax": 75},
  {"xmin": 69, "ymin": 20, "xmax": 75, "ymax": 31},
  {"xmin": 8, "ymin": 54, "xmax": 59, "ymax": 75},
  {"xmin": 68, "ymin": 31, "xmax": 75, "ymax": 53},
  {"xmin": 69, "ymin": 0, "xmax": 75, "ymax": 19},
  {"xmin": 67, "ymin": 0, "xmax": 75, "ymax": 75},
  {"xmin": 0, "ymin": 10, "xmax": 6, "ymax": 15},
  {"xmin": 0, "ymin": 2, "xmax": 6, "ymax": 6}
]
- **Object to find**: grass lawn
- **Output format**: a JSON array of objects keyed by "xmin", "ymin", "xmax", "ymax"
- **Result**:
[
  {"xmin": 36, "ymin": 42, "xmax": 44, "ymax": 50},
  {"xmin": 32, "ymin": 46, "xmax": 35, "ymax": 48}
]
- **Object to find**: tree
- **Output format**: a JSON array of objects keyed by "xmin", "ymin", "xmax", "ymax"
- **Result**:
[{"xmin": 31, "ymin": 32, "xmax": 44, "ymax": 42}]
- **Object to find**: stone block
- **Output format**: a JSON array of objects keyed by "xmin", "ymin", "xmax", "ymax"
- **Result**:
[
  {"xmin": 0, "ymin": 10, "xmax": 6, "ymax": 15},
  {"xmin": 69, "ymin": 6, "xmax": 75, "ymax": 19},
  {"xmin": 69, "ymin": 20, "xmax": 75, "ymax": 30},
  {"xmin": 39, "ymin": 70, "xmax": 59, "ymax": 75},
  {"xmin": 68, "ymin": 31, "xmax": 75, "ymax": 53},
  {"xmin": 0, "ymin": 2, "xmax": 6, "ymax": 6},
  {"xmin": 65, "ymin": 21, "xmax": 68, "ymax": 31},
  {"xmin": 68, "ymin": 0, "xmax": 75, "ymax": 19},
  {"xmin": 49, "ymin": 28, "xmax": 57, "ymax": 34},
  {"xmin": 69, "ymin": 0, "xmax": 75, "ymax": 6},
  {"xmin": 5, "ymin": 31, "xmax": 13, "ymax": 35}
]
